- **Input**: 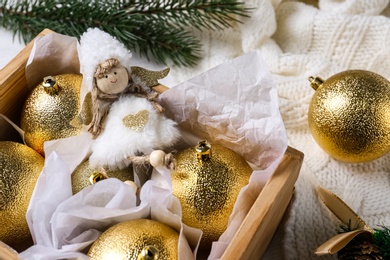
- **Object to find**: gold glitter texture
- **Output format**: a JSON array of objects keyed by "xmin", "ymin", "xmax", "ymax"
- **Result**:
[
  {"xmin": 122, "ymin": 110, "xmax": 149, "ymax": 131},
  {"xmin": 88, "ymin": 219, "xmax": 179, "ymax": 260},
  {"xmin": 308, "ymin": 70, "xmax": 390, "ymax": 162},
  {"xmin": 79, "ymin": 91, "xmax": 93, "ymax": 126},
  {"xmin": 171, "ymin": 142, "xmax": 252, "ymax": 249},
  {"xmin": 131, "ymin": 67, "xmax": 170, "ymax": 87},
  {"xmin": 71, "ymin": 160, "xmax": 134, "ymax": 194},
  {"xmin": 20, "ymin": 74, "xmax": 83, "ymax": 156},
  {"xmin": 0, "ymin": 141, "xmax": 44, "ymax": 246}
]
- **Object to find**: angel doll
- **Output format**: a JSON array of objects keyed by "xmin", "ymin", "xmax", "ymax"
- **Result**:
[{"xmin": 79, "ymin": 28, "xmax": 180, "ymax": 171}]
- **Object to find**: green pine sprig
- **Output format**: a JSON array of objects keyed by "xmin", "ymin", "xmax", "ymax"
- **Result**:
[
  {"xmin": 0, "ymin": 0, "xmax": 251, "ymax": 66},
  {"xmin": 373, "ymin": 226, "xmax": 390, "ymax": 258},
  {"xmin": 338, "ymin": 219, "xmax": 359, "ymax": 233}
]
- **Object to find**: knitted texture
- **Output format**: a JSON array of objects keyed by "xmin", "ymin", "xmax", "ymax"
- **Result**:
[{"xmin": 165, "ymin": 1, "xmax": 390, "ymax": 259}]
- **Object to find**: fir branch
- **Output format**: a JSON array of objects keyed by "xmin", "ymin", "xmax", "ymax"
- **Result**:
[
  {"xmin": 373, "ymin": 226, "xmax": 390, "ymax": 258},
  {"xmin": 338, "ymin": 219, "xmax": 359, "ymax": 233},
  {"xmin": 0, "ymin": 0, "xmax": 251, "ymax": 66},
  {"xmin": 127, "ymin": 0, "xmax": 250, "ymax": 30}
]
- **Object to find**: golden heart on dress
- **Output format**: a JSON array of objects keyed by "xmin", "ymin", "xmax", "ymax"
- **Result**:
[{"xmin": 122, "ymin": 110, "xmax": 149, "ymax": 131}]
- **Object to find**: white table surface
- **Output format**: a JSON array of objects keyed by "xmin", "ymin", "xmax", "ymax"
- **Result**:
[{"xmin": 0, "ymin": 28, "xmax": 26, "ymax": 70}]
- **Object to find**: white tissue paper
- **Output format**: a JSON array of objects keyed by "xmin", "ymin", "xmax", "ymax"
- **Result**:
[
  {"xmin": 141, "ymin": 171, "xmax": 203, "ymax": 259},
  {"xmin": 157, "ymin": 50, "xmax": 288, "ymax": 259},
  {"xmin": 19, "ymin": 32, "xmax": 200, "ymax": 259},
  {"xmin": 18, "ymin": 31, "xmax": 287, "ymax": 260},
  {"xmin": 25, "ymin": 32, "xmax": 80, "ymax": 90},
  {"xmin": 19, "ymin": 133, "xmax": 150, "ymax": 259},
  {"xmin": 20, "ymin": 127, "xmax": 199, "ymax": 259},
  {"xmin": 159, "ymin": 50, "xmax": 287, "ymax": 170}
]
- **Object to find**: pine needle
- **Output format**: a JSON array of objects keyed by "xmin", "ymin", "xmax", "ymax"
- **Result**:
[
  {"xmin": 0, "ymin": 0, "xmax": 251, "ymax": 66},
  {"xmin": 373, "ymin": 226, "xmax": 390, "ymax": 258}
]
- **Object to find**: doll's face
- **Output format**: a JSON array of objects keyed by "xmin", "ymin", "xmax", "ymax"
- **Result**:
[{"xmin": 96, "ymin": 65, "xmax": 129, "ymax": 94}]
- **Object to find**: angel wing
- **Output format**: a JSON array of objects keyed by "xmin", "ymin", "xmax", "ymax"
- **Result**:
[
  {"xmin": 130, "ymin": 66, "xmax": 170, "ymax": 87},
  {"xmin": 71, "ymin": 91, "xmax": 93, "ymax": 127}
]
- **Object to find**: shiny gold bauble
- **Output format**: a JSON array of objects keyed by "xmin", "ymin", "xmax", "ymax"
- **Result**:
[
  {"xmin": 88, "ymin": 219, "xmax": 179, "ymax": 260},
  {"xmin": 171, "ymin": 141, "xmax": 252, "ymax": 249},
  {"xmin": 0, "ymin": 141, "xmax": 44, "ymax": 246},
  {"xmin": 71, "ymin": 160, "xmax": 134, "ymax": 194},
  {"xmin": 308, "ymin": 70, "xmax": 390, "ymax": 163},
  {"xmin": 20, "ymin": 74, "xmax": 83, "ymax": 156}
]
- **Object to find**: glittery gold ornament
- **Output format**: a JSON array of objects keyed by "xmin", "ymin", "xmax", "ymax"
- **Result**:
[
  {"xmin": 20, "ymin": 74, "xmax": 83, "ymax": 155},
  {"xmin": 71, "ymin": 160, "xmax": 134, "ymax": 194},
  {"xmin": 88, "ymin": 219, "xmax": 179, "ymax": 260},
  {"xmin": 0, "ymin": 141, "xmax": 44, "ymax": 246},
  {"xmin": 171, "ymin": 140, "xmax": 252, "ymax": 249},
  {"xmin": 308, "ymin": 70, "xmax": 390, "ymax": 163}
]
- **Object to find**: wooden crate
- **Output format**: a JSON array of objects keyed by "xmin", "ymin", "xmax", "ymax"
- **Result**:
[{"xmin": 0, "ymin": 29, "xmax": 304, "ymax": 259}]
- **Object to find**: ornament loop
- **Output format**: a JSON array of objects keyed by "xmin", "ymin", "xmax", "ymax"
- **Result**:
[
  {"xmin": 42, "ymin": 76, "xmax": 59, "ymax": 94},
  {"xmin": 137, "ymin": 245, "xmax": 159, "ymax": 260},
  {"xmin": 308, "ymin": 76, "xmax": 324, "ymax": 91},
  {"xmin": 89, "ymin": 172, "xmax": 107, "ymax": 184},
  {"xmin": 195, "ymin": 140, "xmax": 212, "ymax": 161}
]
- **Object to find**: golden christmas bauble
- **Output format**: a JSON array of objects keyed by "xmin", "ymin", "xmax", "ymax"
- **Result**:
[
  {"xmin": 0, "ymin": 141, "xmax": 44, "ymax": 246},
  {"xmin": 20, "ymin": 74, "xmax": 83, "ymax": 156},
  {"xmin": 171, "ymin": 140, "xmax": 252, "ymax": 249},
  {"xmin": 308, "ymin": 70, "xmax": 390, "ymax": 163},
  {"xmin": 88, "ymin": 219, "xmax": 179, "ymax": 260},
  {"xmin": 71, "ymin": 160, "xmax": 134, "ymax": 194}
]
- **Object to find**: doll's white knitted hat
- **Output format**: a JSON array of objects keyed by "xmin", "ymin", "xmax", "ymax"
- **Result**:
[{"xmin": 79, "ymin": 28, "xmax": 133, "ymax": 91}]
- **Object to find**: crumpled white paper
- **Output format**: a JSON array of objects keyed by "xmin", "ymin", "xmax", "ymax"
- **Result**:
[
  {"xmin": 19, "ymin": 133, "xmax": 148, "ymax": 259},
  {"xmin": 18, "ymin": 32, "xmax": 287, "ymax": 260},
  {"xmin": 20, "ymin": 133, "xmax": 199, "ymax": 259},
  {"xmin": 159, "ymin": 50, "xmax": 287, "ymax": 170},
  {"xmin": 156, "ymin": 51, "xmax": 288, "ymax": 259},
  {"xmin": 18, "ymin": 32, "xmax": 200, "ymax": 260},
  {"xmin": 141, "ymin": 171, "xmax": 202, "ymax": 259},
  {"xmin": 25, "ymin": 32, "xmax": 80, "ymax": 90}
]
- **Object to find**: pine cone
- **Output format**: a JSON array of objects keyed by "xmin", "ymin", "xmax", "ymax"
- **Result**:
[{"xmin": 338, "ymin": 240, "xmax": 383, "ymax": 260}]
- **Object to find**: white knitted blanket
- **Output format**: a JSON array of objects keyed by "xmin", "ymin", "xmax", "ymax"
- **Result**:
[{"xmin": 165, "ymin": 1, "xmax": 390, "ymax": 259}]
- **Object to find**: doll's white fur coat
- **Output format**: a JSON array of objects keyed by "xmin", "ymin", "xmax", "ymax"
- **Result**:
[{"xmin": 89, "ymin": 95, "xmax": 180, "ymax": 170}]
